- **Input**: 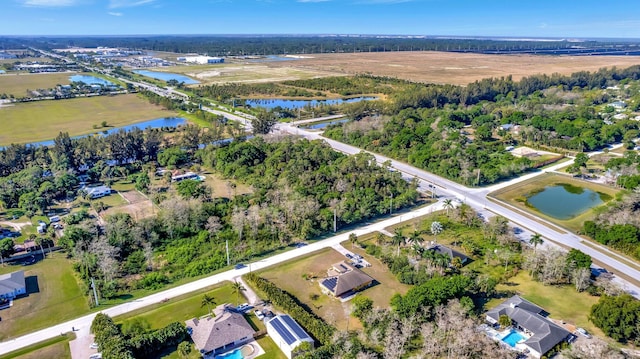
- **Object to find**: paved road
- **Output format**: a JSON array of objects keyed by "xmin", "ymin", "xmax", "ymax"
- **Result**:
[
  {"xmin": 0, "ymin": 203, "xmax": 440, "ymax": 356},
  {"xmin": 276, "ymin": 122, "xmax": 640, "ymax": 298}
]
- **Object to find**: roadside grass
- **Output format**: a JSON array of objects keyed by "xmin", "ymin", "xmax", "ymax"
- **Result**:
[
  {"xmin": 0, "ymin": 94, "xmax": 177, "ymax": 145},
  {"xmin": 0, "ymin": 332, "xmax": 75, "ymax": 359},
  {"xmin": 489, "ymin": 271, "xmax": 603, "ymax": 338},
  {"xmin": 0, "ymin": 57, "xmax": 47, "ymax": 65},
  {"xmin": 489, "ymin": 173, "xmax": 619, "ymax": 233},
  {"xmin": 0, "ymin": 252, "xmax": 87, "ymax": 341},
  {"xmin": 0, "ymin": 72, "xmax": 78, "ymax": 97},
  {"xmin": 257, "ymin": 246, "xmax": 407, "ymax": 332}
]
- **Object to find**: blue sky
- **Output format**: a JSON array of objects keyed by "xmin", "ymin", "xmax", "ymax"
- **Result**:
[{"xmin": 1, "ymin": 0, "xmax": 640, "ymax": 38}]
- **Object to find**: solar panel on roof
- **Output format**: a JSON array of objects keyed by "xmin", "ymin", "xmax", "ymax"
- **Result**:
[
  {"xmin": 271, "ymin": 317, "xmax": 296, "ymax": 345},
  {"xmin": 322, "ymin": 277, "xmax": 337, "ymax": 292},
  {"xmin": 282, "ymin": 315, "xmax": 310, "ymax": 340}
]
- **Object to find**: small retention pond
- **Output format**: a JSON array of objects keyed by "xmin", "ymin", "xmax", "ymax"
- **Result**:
[
  {"xmin": 244, "ymin": 96, "xmax": 377, "ymax": 110},
  {"xmin": 69, "ymin": 74, "xmax": 114, "ymax": 86},
  {"xmin": 133, "ymin": 70, "xmax": 200, "ymax": 84},
  {"xmin": 525, "ymin": 183, "xmax": 610, "ymax": 220},
  {"xmin": 302, "ymin": 118, "xmax": 349, "ymax": 130}
]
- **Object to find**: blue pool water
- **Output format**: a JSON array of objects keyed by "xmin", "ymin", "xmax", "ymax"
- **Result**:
[
  {"xmin": 69, "ymin": 74, "xmax": 114, "ymax": 86},
  {"xmin": 501, "ymin": 330, "xmax": 525, "ymax": 347},
  {"xmin": 215, "ymin": 348, "xmax": 244, "ymax": 359},
  {"xmin": 133, "ymin": 70, "xmax": 199, "ymax": 84}
]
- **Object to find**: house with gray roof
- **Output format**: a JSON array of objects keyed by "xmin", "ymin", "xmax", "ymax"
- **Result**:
[
  {"xmin": 185, "ymin": 304, "xmax": 255, "ymax": 357},
  {"xmin": 426, "ymin": 244, "xmax": 470, "ymax": 266},
  {"xmin": 486, "ymin": 295, "xmax": 571, "ymax": 358},
  {"xmin": 320, "ymin": 261, "xmax": 374, "ymax": 298},
  {"xmin": 0, "ymin": 270, "xmax": 26, "ymax": 300}
]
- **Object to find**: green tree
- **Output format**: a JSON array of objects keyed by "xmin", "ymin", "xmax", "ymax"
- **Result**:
[
  {"xmin": 201, "ymin": 293, "xmax": 217, "ymax": 315},
  {"xmin": 529, "ymin": 233, "xmax": 544, "ymax": 251},
  {"xmin": 431, "ymin": 221, "xmax": 443, "ymax": 242},
  {"xmin": 443, "ymin": 198, "xmax": 454, "ymax": 216},
  {"xmin": 590, "ymin": 294, "xmax": 640, "ymax": 344},
  {"xmin": 0, "ymin": 238, "xmax": 15, "ymax": 265},
  {"xmin": 251, "ymin": 108, "xmax": 278, "ymax": 135},
  {"xmin": 348, "ymin": 232, "xmax": 358, "ymax": 249},
  {"xmin": 351, "ymin": 295, "xmax": 373, "ymax": 319},
  {"xmin": 135, "ymin": 172, "xmax": 150, "ymax": 193},
  {"xmin": 567, "ymin": 249, "xmax": 592, "ymax": 269},
  {"xmin": 231, "ymin": 281, "xmax": 246, "ymax": 306},
  {"xmin": 392, "ymin": 228, "xmax": 405, "ymax": 256},
  {"xmin": 498, "ymin": 314, "xmax": 511, "ymax": 328}
]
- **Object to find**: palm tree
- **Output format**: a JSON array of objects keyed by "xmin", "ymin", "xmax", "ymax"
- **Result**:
[
  {"xmin": 375, "ymin": 232, "xmax": 387, "ymax": 246},
  {"xmin": 201, "ymin": 294, "xmax": 216, "ymax": 315},
  {"xmin": 231, "ymin": 281, "xmax": 246, "ymax": 306},
  {"xmin": 392, "ymin": 228, "xmax": 405, "ymax": 256},
  {"xmin": 430, "ymin": 221, "xmax": 443, "ymax": 243},
  {"xmin": 498, "ymin": 314, "xmax": 511, "ymax": 329},
  {"xmin": 409, "ymin": 230, "xmax": 423, "ymax": 247},
  {"xmin": 348, "ymin": 233, "xmax": 358, "ymax": 249},
  {"xmin": 529, "ymin": 233, "xmax": 543, "ymax": 251},
  {"xmin": 443, "ymin": 199, "xmax": 454, "ymax": 216}
]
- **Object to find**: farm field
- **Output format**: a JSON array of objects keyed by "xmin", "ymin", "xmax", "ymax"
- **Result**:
[
  {"xmin": 0, "ymin": 94, "xmax": 178, "ymax": 145},
  {"xmin": 0, "ymin": 72, "xmax": 80, "ymax": 97},
  {"xmin": 0, "ymin": 252, "xmax": 87, "ymax": 341},
  {"xmin": 150, "ymin": 52, "xmax": 640, "ymax": 86},
  {"xmin": 257, "ymin": 247, "xmax": 409, "ymax": 331},
  {"xmin": 489, "ymin": 173, "xmax": 619, "ymax": 233}
]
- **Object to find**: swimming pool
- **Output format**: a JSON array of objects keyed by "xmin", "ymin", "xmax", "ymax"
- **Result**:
[
  {"xmin": 501, "ymin": 330, "xmax": 526, "ymax": 347},
  {"xmin": 215, "ymin": 348, "xmax": 244, "ymax": 359}
]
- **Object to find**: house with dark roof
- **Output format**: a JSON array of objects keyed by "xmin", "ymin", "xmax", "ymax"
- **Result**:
[
  {"xmin": 266, "ymin": 315, "xmax": 314, "ymax": 359},
  {"xmin": 485, "ymin": 295, "xmax": 571, "ymax": 358},
  {"xmin": 426, "ymin": 244, "xmax": 470, "ymax": 266},
  {"xmin": 320, "ymin": 261, "xmax": 374, "ymax": 298},
  {"xmin": 185, "ymin": 304, "xmax": 255, "ymax": 357},
  {"xmin": 0, "ymin": 270, "xmax": 26, "ymax": 300}
]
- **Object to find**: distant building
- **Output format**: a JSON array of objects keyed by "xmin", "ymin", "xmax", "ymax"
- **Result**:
[
  {"xmin": 82, "ymin": 185, "xmax": 112, "ymax": 199},
  {"xmin": 425, "ymin": 244, "xmax": 471, "ymax": 266},
  {"xmin": 185, "ymin": 304, "xmax": 255, "ymax": 357},
  {"xmin": 171, "ymin": 171, "xmax": 200, "ymax": 182},
  {"xmin": 486, "ymin": 295, "xmax": 571, "ymax": 358},
  {"xmin": 180, "ymin": 56, "xmax": 224, "ymax": 64},
  {"xmin": 610, "ymin": 101, "xmax": 627, "ymax": 110},
  {"xmin": 266, "ymin": 315, "xmax": 314, "ymax": 359},
  {"xmin": 320, "ymin": 261, "xmax": 374, "ymax": 298},
  {"xmin": 0, "ymin": 52, "xmax": 17, "ymax": 60},
  {"xmin": 0, "ymin": 270, "xmax": 26, "ymax": 300}
]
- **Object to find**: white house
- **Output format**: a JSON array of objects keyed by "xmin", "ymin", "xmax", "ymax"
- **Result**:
[
  {"xmin": 180, "ymin": 56, "xmax": 224, "ymax": 64},
  {"xmin": 0, "ymin": 270, "xmax": 26, "ymax": 300},
  {"xmin": 266, "ymin": 315, "xmax": 314, "ymax": 359},
  {"xmin": 82, "ymin": 185, "xmax": 112, "ymax": 199}
]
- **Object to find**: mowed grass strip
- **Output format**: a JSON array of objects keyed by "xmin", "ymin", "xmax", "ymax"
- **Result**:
[
  {"xmin": 0, "ymin": 72, "xmax": 79, "ymax": 97},
  {"xmin": 0, "ymin": 94, "xmax": 177, "ymax": 145},
  {"xmin": 0, "ymin": 252, "xmax": 87, "ymax": 341},
  {"xmin": 0, "ymin": 333, "xmax": 74, "ymax": 359},
  {"xmin": 489, "ymin": 173, "xmax": 619, "ymax": 233}
]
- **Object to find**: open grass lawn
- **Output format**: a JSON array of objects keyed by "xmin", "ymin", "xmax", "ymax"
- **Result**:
[
  {"xmin": 258, "ymin": 247, "xmax": 408, "ymax": 332},
  {"xmin": 489, "ymin": 173, "xmax": 619, "ymax": 233},
  {"xmin": 0, "ymin": 252, "xmax": 87, "ymax": 341},
  {"xmin": 0, "ymin": 333, "xmax": 75, "ymax": 359},
  {"xmin": 255, "ymin": 336, "xmax": 287, "ymax": 359},
  {"xmin": 0, "ymin": 94, "xmax": 177, "ymax": 145},
  {"xmin": 0, "ymin": 72, "xmax": 78, "ymax": 97},
  {"xmin": 490, "ymin": 271, "xmax": 603, "ymax": 338},
  {"xmin": 201, "ymin": 171, "xmax": 253, "ymax": 199}
]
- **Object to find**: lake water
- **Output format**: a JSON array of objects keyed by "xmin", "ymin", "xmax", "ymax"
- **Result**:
[
  {"xmin": 26, "ymin": 117, "xmax": 186, "ymax": 148},
  {"xmin": 133, "ymin": 70, "xmax": 200, "ymax": 84},
  {"xmin": 69, "ymin": 74, "xmax": 114, "ymax": 86},
  {"xmin": 526, "ymin": 183, "xmax": 609, "ymax": 220},
  {"xmin": 244, "ymin": 96, "xmax": 377, "ymax": 110},
  {"xmin": 302, "ymin": 118, "xmax": 349, "ymax": 130}
]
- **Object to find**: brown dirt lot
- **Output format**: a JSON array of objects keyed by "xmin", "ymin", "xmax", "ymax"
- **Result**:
[
  {"xmin": 102, "ymin": 190, "xmax": 155, "ymax": 220},
  {"xmin": 256, "ymin": 51, "xmax": 640, "ymax": 85}
]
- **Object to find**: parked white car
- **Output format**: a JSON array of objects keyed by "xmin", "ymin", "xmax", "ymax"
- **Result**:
[
  {"xmin": 254, "ymin": 309, "xmax": 265, "ymax": 320},
  {"xmin": 576, "ymin": 328, "xmax": 591, "ymax": 339},
  {"xmin": 89, "ymin": 342, "xmax": 99, "ymax": 349}
]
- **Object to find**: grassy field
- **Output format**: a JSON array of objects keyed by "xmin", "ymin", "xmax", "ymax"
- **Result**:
[
  {"xmin": 0, "ymin": 94, "xmax": 178, "ymax": 145},
  {"xmin": 258, "ymin": 247, "xmax": 409, "ymax": 331},
  {"xmin": 200, "ymin": 170, "xmax": 253, "ymax": 199},
  {"xmin": 489, "ymin": 173, "xmax": 619, "ymax": 232},
  {"xmin": 0, "ymin": 72, "xmax": 80, "ymax": 97},
  {"xmin": 488, "ymin": 271, "xmax": 603, "ymax": 338},
  {"xmin": 0, "ymin": 252, "xmax": 87, "ymax": 341},
  {"xmin": 0, "ymin": 333, "xmax": 74, "ymax": 359}
]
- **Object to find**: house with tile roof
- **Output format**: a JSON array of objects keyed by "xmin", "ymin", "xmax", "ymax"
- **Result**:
[
  {"xmin": 320, "ymin": 261, "xmax": 374, "ymax": 298},
  {"xmin": 185, "ymin": 304, "xmax": 255, "ymax": 357},
  {"xmin": 486, "ymin": 295, "xmax": 571, "ymax": 358}
]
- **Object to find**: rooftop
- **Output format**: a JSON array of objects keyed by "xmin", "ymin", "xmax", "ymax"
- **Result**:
[
  {"xmin": 185, "ymin": 304, "xmax": 255, "ymax": 354},
  {"xmin": 266, "ymin": 315, "xmax": 313, "ymax": 346},
  {"xmin": 0, "ymin": 270, "xmax": 25, "ymax": 297},
  {"xmin": 321, "ymin": 261, "xmax": 374, "ymax": 297}
]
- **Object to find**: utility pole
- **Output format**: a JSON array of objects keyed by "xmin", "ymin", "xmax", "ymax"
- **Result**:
[
  {"xmin": 333, "ymin": 208, "xmax": 337, "ymax": 233},
  {"xmin": 390, "ymin": 193, "xmax": 393, "ymax": 215},
  {"xmin": 91, "ymin": 277, "xmax": 99, "ymax": 306},
  {"xmin": 226, "ymin": 240, "xmax": 230, "ymax": 266}
]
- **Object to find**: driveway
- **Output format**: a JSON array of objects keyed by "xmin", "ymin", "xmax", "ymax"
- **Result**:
[{"xmin": 69, "ymin": 326, "xmax": 97, "ymax": 359}]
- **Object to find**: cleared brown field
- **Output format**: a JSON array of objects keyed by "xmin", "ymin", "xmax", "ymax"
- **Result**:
[
  {"xmin": 236, "ymin": 51, "xmax": 640, "ymax": 86},
  {"xmin": 0, "ymin": 72, "xmax": 79, "ymax": 97}
]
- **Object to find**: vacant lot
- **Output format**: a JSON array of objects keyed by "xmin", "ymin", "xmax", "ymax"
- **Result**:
[
  {"xmin": 0, "ymin": 72, "xmax": 79, "ymax": 97},
  {"xmin": 0, "ymin": 252, "xmax": 87, "ymax": 341},
  {"xmin": 490, "ymin": 173, "xmax": 619, "ymax": 232},
  {"xmin": 166, "ymin": 52, "xmax": 640, "ymax": 86},
  {"xmin": 0, "ymin": 94, "xmax": 177, "ymax": 145},
  {"xmin": 101, "ymin": 190, "xmax": 155, "ymax": 220},
  {"xmin": 258, "ymin": 247, "xmax": 409, "ymax": 331}
]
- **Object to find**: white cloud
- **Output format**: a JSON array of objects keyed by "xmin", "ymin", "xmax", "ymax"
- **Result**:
[
  {"xmin": 108, "ymin": 0, "xmax": 155, "ymax": 8},
  {"xmin": 108, "ymin": 11, "xmax": 123, "ymax": 16},
  {"xmin": 21, "ymin": 0, "xmax": 78, "ymax": 6}
]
